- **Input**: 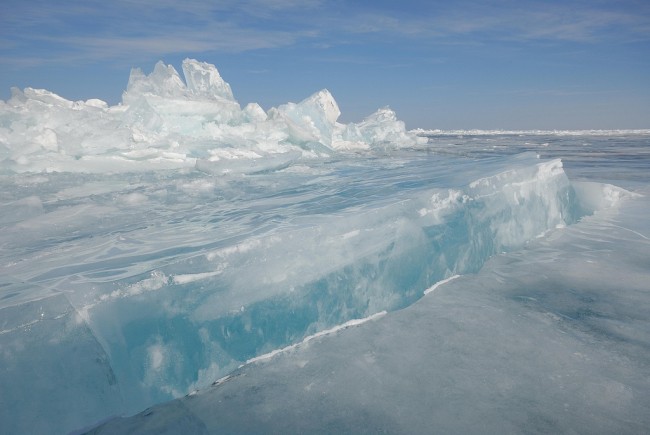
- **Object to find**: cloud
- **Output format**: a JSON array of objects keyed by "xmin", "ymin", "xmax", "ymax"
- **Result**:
[
  {"xmin": 339, "ymin": 2, "xmax": 650, "ymax": 44},
  {"xmin": 0, "ymin": 1, "xmax": 319, "ymax": 65},
  {"xmin": 502, "ymin": 7, "xmax": 650, "ymax": 43},
  {"xmin": 53, "ymin": 26, "xmax": 306, "ymax": 58},
  {"xmin": 1, "ymin": 0, "xmax": 648, "ymax": 68}
]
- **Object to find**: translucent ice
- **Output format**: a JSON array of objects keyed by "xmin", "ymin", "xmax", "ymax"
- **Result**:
[
  {"xmin": 0, "ymin": 59, "xmax": 420, "ymax": 174},
  {"xmin": 2, "ymin": 148, "xmax": 635, "ymax": 434},
  {"xmin": 181, "ymin": 59, "xmax": 235, "ymax": 101},
  {"xmin": 335, "ymin": 106, "xmax": 418, "ymax": 150},
  {"xmin": 91, "ymin": 187, "xmax": 650, "ymax": 434},
  {"xmin": 271, "ymin": 89, "xmax": 340, "ymax": 150}
]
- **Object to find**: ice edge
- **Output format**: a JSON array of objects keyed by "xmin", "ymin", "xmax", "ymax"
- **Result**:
[
  {"xmin": 243, "ymin": 311, "xmax": 388, "ymax": 366},
  {"xmin": 424, "ymin": 274, "xmax": 462, "ymax": 295}
]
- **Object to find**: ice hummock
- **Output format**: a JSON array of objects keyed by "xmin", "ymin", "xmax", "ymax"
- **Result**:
[{"xmin": 0, "ymin": 59, "xmax": 419, "ymax": 174}]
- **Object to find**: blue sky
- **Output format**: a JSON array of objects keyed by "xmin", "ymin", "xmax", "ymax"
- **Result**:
[{"xmin": 1, "ymin": 0, "xmax": 649, "ymax": 129}]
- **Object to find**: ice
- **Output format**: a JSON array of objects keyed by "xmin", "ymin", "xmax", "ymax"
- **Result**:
[
  {"xmin": 195, "ymin": 149, "xmax": 302, "ymax": 175},
  {"xmin": 242, "ymin": 102, "xmax": 267, "ymax": 123},
  {"xmin": 124, "ymin": 61, "xmax": 188, "ymax": 100},
  {"xmin": 423, "ymin": 274, "xmax": 460, "ymax": 295},
  {"xmin": 0, "ymin": 60, "xmax": 649, "ymax": 434},
  {"xmin": 0, "ymin": 295, "xmax": 123, "ymax": 435},
  {"xmin": 1, "ymin": 149, "xmax": 635, "ymax": 434},
  {"xmin": 0, "ymin": 59, "xmax": 419, "ymax": 174},
  {"xmin": 88, "ymin": 186, "xmax": 650, "ymax": 434},
  {"xmin": 336, "ymin": 106, "xmax": 419, "ymax": 150},
  {"xmin": 181, "ymin": 59, "xmax": 235, "ymax": 102},
  {"xmin": 271, "ymin": 89, "xmax": 340, "ymax": 150},
  {"xmin": 413, "ymin": 128, "xmax": 650, "ymax": 136}
]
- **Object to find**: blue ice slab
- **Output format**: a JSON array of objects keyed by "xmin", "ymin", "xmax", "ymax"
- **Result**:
[
  {"xmin": 0, "ymin": 150, "xmax": 605, "ymax": 434},
  {"xmin": 88, "ymin": 184, "xmax": 650, "ymax": 435}
]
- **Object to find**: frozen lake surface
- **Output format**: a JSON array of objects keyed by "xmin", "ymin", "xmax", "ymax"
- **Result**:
[{"xmin": 1, "ymin": 60, "xmax": 649, "ymax": 434}]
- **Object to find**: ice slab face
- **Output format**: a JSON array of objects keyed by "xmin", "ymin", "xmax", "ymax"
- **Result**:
[
  {"xmin": 0, "ymin": 147, "xmax": 632, "ymax": 434},
  {"xmin": 0, "ymin": 295, "xmax": 123, "ymax": 434},
  {"xmin": 89, "ymin": 189, "xmax": 650, "ymax": 434}
]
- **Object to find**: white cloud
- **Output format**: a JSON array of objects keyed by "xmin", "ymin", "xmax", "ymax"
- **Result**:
[
  {"xmin": 1, "ymin": 1, "xmax": 319, "ymax": 64},
  {"xmin": 1, "ymin": 0, "xmax": 648, "ymax": 68},
  {"xmin": 54, "ymin": 26, "xmax": 304, "ymax": 58},
  {"xmin": 340, "ymin": 3, "xmax": 650, "ymax": 43}
]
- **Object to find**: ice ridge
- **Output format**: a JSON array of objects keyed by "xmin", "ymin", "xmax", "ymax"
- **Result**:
[
  {"xmin": 0, "ymin": 59, "xmax": 420, "ymax": 174},
  {"xmin": 413, "ymin": 128, "xmax": 650, "ymax": 136}
]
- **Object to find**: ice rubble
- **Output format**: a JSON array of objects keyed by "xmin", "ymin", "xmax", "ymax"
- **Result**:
[{"xmin": 0, "ymin": 58, "xmax": 419, "ymax": 174}]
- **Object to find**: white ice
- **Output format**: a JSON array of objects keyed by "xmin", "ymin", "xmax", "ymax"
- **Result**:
[{"xmin": 0, "ymin": 59, "xmax": 419, "ymax": 174}]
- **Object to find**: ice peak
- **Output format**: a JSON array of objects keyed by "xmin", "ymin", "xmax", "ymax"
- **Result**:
[
  {"xmin": 269, "ymin": 88, "xmax": 342, "ymax": 149},
  {"xmin": 300, "ymin": 89, "xmax": 341, "ymax": 125},
  {"xmin": 123, "ymin": 60, "xmax": 235, "ymax": 103},
  {"xmin": 181, "ymin": 58, "xmax": 234, "ymax": 102},
  {"xmin": 124, "ymin": 61, "xmax": 186, "ymax": 100},
  {"xmin": 364, "ymin": 106, "xmax": 397, "ymax": 123},
  {"xmin": 11, "ymin": 87, "xmax": 73, "ymax": 108}
]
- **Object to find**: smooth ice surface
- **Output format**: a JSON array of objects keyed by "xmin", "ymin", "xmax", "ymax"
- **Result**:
[{"xmin": 1, "ymin": 60, "xmax": 649, "ymax": 434}]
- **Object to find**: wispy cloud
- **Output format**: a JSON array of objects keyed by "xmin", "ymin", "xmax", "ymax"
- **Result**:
[
  {"xmin": 53, "ymin": 26, "xmax": 307, "ymax": 58},
  {"xmin": 339, "ymin": 2, "xmax": 650, "ymax": 44},
  {"xmin": 0, "ymin": 0, "xmax": 321, "ymax": 65},
  {"xmin": 1, "ymin": 0, "xmax": 648, "ymax": 68},
  {"xmin": 502, "ymin": 7, "xmax": 650, "ymax": 43}
]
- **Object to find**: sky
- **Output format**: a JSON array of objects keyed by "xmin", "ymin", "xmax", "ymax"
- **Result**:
[{"xmin": 1, "ymin": 0, "xmax": 649, "ymax": 130}]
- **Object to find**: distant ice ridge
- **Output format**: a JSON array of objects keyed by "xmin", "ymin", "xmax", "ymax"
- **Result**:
[
  {"xmin": 0, "ymin": 59, "xmax": 420, "ymax": 173},
  {"xmin": 412, "ymin": 128, "xmax": 650, "ymax": 136}
]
